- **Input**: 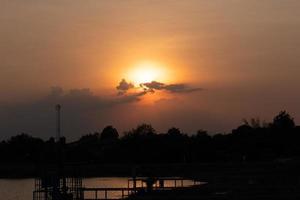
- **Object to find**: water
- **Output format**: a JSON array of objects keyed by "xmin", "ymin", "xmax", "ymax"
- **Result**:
[
  {"xmin": 0, "ymin": 177, "xmax": 195, "ymax": 200},
  {"xmin": 0, "ymin": 179, "xmax": 34, "ymax": 200}
]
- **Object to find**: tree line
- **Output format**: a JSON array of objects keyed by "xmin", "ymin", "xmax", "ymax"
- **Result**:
[{"xmin": 1, "ymin": 111, "xmax": 300, "ymax": 164}]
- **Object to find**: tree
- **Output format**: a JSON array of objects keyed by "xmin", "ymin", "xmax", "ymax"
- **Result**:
[
  {"xmin": 100, "ymin": 126, "xmax": 119, "ymax": 140},
  {"xmin": 272, "ymin": 111, "xmax": 295, "ymax": 129},
  {"xmin": 243, "ymin": 118, "xmax": 263, "ymax": 128},
  {"xmin": 79, "ymin": 132, "xmax": 100, "ymax": 143},
  {"xmin": 130, "ymin": 124, "xmax": 156, "ymax": 137},
  {"xmin": 167, "ymin": 127, "xmax": 182, "ymax": 137},
  {"xmin": 196, "ymin": 129, "xmax": 209, "ymax": 137}
]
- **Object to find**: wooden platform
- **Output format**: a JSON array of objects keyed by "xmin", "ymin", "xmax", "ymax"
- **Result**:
[{"xmin": 81, "ymin": 177, "xmax": 201, "ymax": 200}]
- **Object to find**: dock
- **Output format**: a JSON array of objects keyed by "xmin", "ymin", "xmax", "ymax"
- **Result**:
[{"xmin": 80, "ymin": 177, "xmax": 202, "ymax": 200}]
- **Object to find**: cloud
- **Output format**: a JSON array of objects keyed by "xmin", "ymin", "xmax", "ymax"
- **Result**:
[
  {"xmin": 114, "ymin": 90, "xmax": 148, "ymax": 104},
  {"xmin": 116, "ymin": 78, "xmax": 203, "ymax": 96},
  {"xmin": 0, "ymin": 86, "xmax": 146, "ymax": 141},
  {"xmin": 141, "ymin": 81, "xmax": 165, "ymax": 90},
  {"xmin": 0, "ymin": 80, "xmax": 203, "ymax": 140},
  {"xmin": 164, "ymin": 84, "xmax": 203, "ymax": 93},
  {"xmin": 140, "ymin": 81, "xmax": 203, "ymax": 93},
  {"xmin": 116, "ymin": 79, "xmax": 134, "ymax": 94}
]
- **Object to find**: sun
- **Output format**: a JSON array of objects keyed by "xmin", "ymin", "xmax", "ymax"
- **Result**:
[
  {"xmin": 128, "ymin": 61, "xmax": 165, "ymax": 85},
  {"xmin": 132, "ymin": 67, "xmax": 158, "ymax": 84}
]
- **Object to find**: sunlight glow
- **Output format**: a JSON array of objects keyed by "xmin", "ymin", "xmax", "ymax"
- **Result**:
[{"xmin": 129, "ymin": 61, "xmax": 166, "ymax": 84}]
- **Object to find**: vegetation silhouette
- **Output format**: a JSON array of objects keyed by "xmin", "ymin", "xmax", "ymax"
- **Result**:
[{"xmin": 0, "ymin": 111, "xmax": 300, "ymax": 165}]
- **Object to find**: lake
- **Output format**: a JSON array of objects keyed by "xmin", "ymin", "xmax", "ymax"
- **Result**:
[{"xmin": 0, "ymin": 177, "xmax": 195, "ymax": 200}]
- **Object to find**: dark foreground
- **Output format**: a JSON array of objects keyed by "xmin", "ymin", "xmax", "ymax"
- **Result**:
[
  {"xmin": 124, "ymin": 160, "xmax": 300, "ymax": 200},
  {"xmin": 4, "ymin": 159, "xmax": 299, "ymax": 199},
  {"xmin": 126, "ymin": 183, "xmax": 300, "ymax": 200}
]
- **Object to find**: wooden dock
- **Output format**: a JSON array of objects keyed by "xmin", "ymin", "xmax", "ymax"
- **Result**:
[{"xmin": 81, "ymin": 177, "xmax": 202, "ymax": 200}]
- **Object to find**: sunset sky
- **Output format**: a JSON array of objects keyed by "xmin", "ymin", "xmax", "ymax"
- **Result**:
[{"xmin": 1, "ymin": 0, "xmax": 300, "ymax": 140}]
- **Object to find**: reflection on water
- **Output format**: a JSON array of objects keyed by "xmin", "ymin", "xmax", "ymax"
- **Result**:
[
  {"xmin": 83, "ymin": 177, "xmax": 129, "ymax": 199},
  {"xmin": 0, "ymin": 179, "xmax": 34, "ymax": 200},
  {"xmin": 0, "ymin": 177, "xmax": 195, "ymax": 200},
  {"xmin": 83, "ymin": 177, "xmax": 129, "ymax": 188}
]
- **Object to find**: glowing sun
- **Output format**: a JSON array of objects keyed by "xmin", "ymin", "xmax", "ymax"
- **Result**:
[{"xmin": 128, "ymin": 61, "xmax": 166, "ymax": 84}]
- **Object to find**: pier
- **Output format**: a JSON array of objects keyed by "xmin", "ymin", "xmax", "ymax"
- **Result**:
[{"xmin": 81, "ymin": 177, "xmax": 202, "ymax": 200}]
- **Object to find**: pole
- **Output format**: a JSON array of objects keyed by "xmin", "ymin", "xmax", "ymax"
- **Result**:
[
  {"xmin": 55, "ymin": 104, "xmax": 61, "ymax": 142},
  {"xmin": 55, "ymin": 104, "xmax": 67, "ymax": 196}
]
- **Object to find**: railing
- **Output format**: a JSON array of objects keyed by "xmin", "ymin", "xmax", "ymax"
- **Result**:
[
  {"xmin": 128, "ymin": 177, "xmax": 201, "ymax": 189},
  {"xmin": 81, "ymin": 177, "xmax": 202, "ymax": 200}
]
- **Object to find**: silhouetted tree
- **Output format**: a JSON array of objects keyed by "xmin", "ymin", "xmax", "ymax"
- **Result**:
[
  {"xmin": 78, "ymin": 132, "xmax": 100, "ymax": 144},
  {"xmin": 100, "ymin": 126, "xmax": 119, "ymax": 140},
  {"xmin": 1, "ymin": 110, "xmax": 300, "ymax": 165},
  {"xmin": 232, "ymin": 124, "xmax": 253, "ymax": 136},
  {"xmin": 196, "ymin": 129, "xmax": 209, "ymax": 137},
  {"xmin": 243, "ymin": 118, "xmax": 264, "ymax": 128},
  {"xmin": 167, "ymin": 127, "xmax": 182, "ymax": 137},
  {"xmin": 272, "ymin": 111, "xmax": 295, "ymax": 129},
  {"xmin": 6, "ymin": 133, "xmax": 44, "ymax": 162},
  {"xmin": 129, "ymin": 124, "xmax": 156, "ymax": 137}
]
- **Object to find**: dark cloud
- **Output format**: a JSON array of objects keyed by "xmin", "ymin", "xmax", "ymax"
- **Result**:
[
  {"xmin": 141, "ymin": 81, "xmax": 165, "ymax": 90},
  {"xmin": 0, "ymin": 86, "xmax": 145, "ymax": 141},
  {"xmin": 116, "ymin": 79, "xmax": 134, "ymax": 94},
  {"xmin": 0, "ymin": 81, "xmax": 202, "ymax": 140},
  {"xmin": 114, "ymin": 90, "xmax": 147, "ymax": 104},
  {"xmin": 116, "ymin": 78, "xmax": 203, "ymax": 96},
  {"xmin": 140, "ymin": 81, "xmax": 203, "ymax": 93},
  {"xmin": 164, "ymin": 84, "xmax": 203, "ymax": 93}
]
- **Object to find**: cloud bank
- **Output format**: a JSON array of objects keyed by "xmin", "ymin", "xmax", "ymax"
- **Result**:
[
  {"xmin": 0, "ymin": 80, "xmax": 203, "ymax": 141},
  {"xmin": 141, "ymin": 81, "xmax": 203, "ymax": 93},
  {"xmin": 116, "ymin": 79, "xmax": 203, "ymax": 96},
  {"xmin": 116, "ymin": 79, "xmax": 134, "ymax": 95},
  {"xmin": 0, "ymin": 86, "xmax": 147, "ymax": 140}
]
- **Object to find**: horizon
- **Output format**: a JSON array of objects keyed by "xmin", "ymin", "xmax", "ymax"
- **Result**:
[{"xmin": 1, "ymin": 110, "xmax": 298, "ymax": 142}]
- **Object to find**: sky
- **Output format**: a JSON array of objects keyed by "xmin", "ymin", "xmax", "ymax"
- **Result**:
[{"xmin": 1, "ymin": 0, "xmax": 300, "ymax": 140}]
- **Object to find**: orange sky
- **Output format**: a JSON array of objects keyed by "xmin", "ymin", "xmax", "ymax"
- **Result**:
[{"xmin": 1, "ymin": 0, "xmax": 300, "ymax": 140}]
